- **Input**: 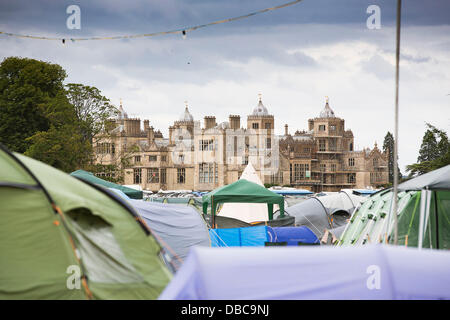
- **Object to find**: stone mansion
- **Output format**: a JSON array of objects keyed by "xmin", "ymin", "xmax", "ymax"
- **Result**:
[{"xmin": 94, "ymin": 96, "xmax": 389, "ymax": 192}]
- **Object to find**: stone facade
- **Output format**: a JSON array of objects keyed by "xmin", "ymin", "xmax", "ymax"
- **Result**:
[{"xmin": 94, "ymin": 97, "xmax": 388, "ymax": 192}]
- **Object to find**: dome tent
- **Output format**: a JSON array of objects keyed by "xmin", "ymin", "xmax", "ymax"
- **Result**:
[
  {"xmin": 339, "ymin": 165, "xmax": 450, "ymax": 249},
  {"xmin": 275, "ymin": 191, "xmax": 366, "ymax": 238},
  {"xmin": 0, "ymin": 145, "xmax": 171, "ymax": 299},
  {"xmin": 70, "ymin": 169, "xmax": 143, "ymax": 199},
  {"xmin": 126, "ymin": 200, "xmax": 212, "ymax": 272},
  {"xmin": 159, "ymin": 245, "xmax": 450, "ymax": 300}
]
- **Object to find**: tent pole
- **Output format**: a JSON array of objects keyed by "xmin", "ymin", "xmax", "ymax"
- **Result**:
[
  {"xmin": 418, "ymin": 189, "xmax": 426, "ymax": 250},
  {"xmin": 211, "ymin": 195, "xmax": 215, "ymax": 229},
  {"xmin": 435, "ymin": 191, "xmax": 439, "ymax": 249},
  {"xmin": 392, "ymin": 0, "xmax": 402, "ymax": 246}
]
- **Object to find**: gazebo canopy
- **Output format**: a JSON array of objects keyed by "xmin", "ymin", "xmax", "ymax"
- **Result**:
[{"xmin": 202, "ymin": 179, "xmax": 284, "ymax": 226}]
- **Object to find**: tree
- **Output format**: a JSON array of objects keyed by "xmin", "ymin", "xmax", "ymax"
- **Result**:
[
  {"xmin": 0, "ymin": 57, "xmax": 118, "ymax": 173},
  {"xmin": 382, "ymin": 131, "xmax": 402, "ymax": 184},
  {"xmin": 417, "ymin": 128, "xmax": 438, "ymax": 163},
  {"xmin": 0, "ymin": 57, "xmax": 67, "ymax": 152},
  {"xmin": 407, "ymin": 123, "xmax": 450, "ymax": 176},
  {"xmin": 65, "ymin": 83, "xmax": 119, "ymax": 147},
  {"xmin": 23, "ymin": 91, "xmax": 92, "ymax": 172}
]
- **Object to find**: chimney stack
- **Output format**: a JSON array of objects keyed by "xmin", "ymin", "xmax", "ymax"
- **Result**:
[
  {"xmin": 204, "ymin": 116, "xmax": 216, "ymax": 130},
  {"xmin": 284, "ymin": 124, "xmax": 289, "ymax": 136},
  {"xmin": 229, "ymin": 115, "xmax": 241, "ymax": 130}
]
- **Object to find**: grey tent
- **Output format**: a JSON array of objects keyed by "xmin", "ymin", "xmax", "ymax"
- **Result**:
[
  {"xmin": 398, "ymin": 165, "xmax": 450, "ymax": 191},
  {"xmin": 275, "ymin": 192, "xmax": 366, "ymax": 238},
  {"xmin": 129, "ymin": 200, "xmax": 211, "ymax": 271}
]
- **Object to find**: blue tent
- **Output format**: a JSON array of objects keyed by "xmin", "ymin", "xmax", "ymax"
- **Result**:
[
  {"xmin": 159, "ymin": 245, "xmax": 450, "ymax": 300},
  {"xmin": 271, "ymin": 226, "xmax": 319, "ymax": 245}
]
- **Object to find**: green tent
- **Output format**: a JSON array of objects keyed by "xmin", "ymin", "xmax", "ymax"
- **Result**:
[
  {"xmin": 338, "ymin": 186, "xmax": 450, "ymax": 250},
  {"xmin": 70, "ymin": 169, "xmax": 143, "ymax": 200},
  {"xmin": 202, "ymin": 179, "xmax": 285, "ymax": 228},
  {"xmin": 0, "ymin": 145, "xmax": 171, "ymax": 299}
]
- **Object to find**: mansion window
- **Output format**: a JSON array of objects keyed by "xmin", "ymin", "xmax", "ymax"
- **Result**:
[
  {"xmin": 265, "ymin": 123, "xmax": 271, "ymax": 130},
  {"xmin": 270, "ymin": 171, "xmax": 283, "ymax": 185},
  {"xmin": 330, "ymin": 174, "xmax": 336, "ymax": 184},
  {"xmin": 266, "ymin": 138, "xmax": 271, "ymax": 149},
  {"xmin": 319, "ymin": 139, "xmax": 326, "ymax": 151},
  {"xmin": 243, "ymin": 156, "xmax": 249, "ymax": 165},
  {"xmin": 199, "ymin": 139, "xmax": 214, "ymax": 151},
  {"xmin": 348, "ymin": 158, "xmax": 355, "ymax": 167},
  {"xmin": 329, "ymin": 139, "xmax": 337, "ymax": 151},
  {"xmin": 134, "ymin": 156, "xmax": 141, "ymax": 163},
  {"xmin": 331, "ymin": 163, "xmax": 337, "ymax": 172},
  {"xmin": 199, "ymin": 163, "xmax": 219, "ymax": 184},
  {"xmin": 252, "ymin": 123, "xmax": 259, "ymax": 129},
  {"xmin": 160, "ymin": 168, "xmax": 167, "ymax": 184},
  {"xmin": 330, "ymin": 125, "xmax": 336, "ymax": 131},
  {"xmin": 97, "ymin": 143, "xmax": 113, "ymax": 154},
  {"xmin": 149, "ymin": 155, "xmax": 157, "ymax": 162},
  {"xmin": 373, "ymin": 158, "xmax": 378, "ymax": 167},
  {"xmin": 177, "ymin": 168, "xmax": 185, "ymax": 184},
  {"xmin": 161, "ymin": 155, "xmax": 167, "ymax": 162},
  {"xmin": 320, "ymin": 163, "xmax": 326, "ymax": 172},
  {"xmin": 133, "ymin": 168, "xmax": 142, "ymax": 184},
  {"xmin": 147, "ymin": 168, "xmax": 159, "ymax": 183},
  {"xmin": 319, "ymin": 125, "xmax": 326, "ymax": 131},
  {"xmin": 370, "ymin": 172, "xmax": 383, "ymax": 184},
  {"xmin": 178, "ymin": 154, "xmax": 185, "ymax": 163},
  {"xmin": 347, "ymin": 173, "xmax": 356, "ymax": 184},
  {"xmin": 294, "ymin": 163, "xmax": 309, "ymax": 181}
]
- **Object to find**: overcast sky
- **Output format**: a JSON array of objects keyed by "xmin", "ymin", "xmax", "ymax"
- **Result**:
[{"xmin": 1, "ymin": 0, "xmax": 449, "ymax": 172}]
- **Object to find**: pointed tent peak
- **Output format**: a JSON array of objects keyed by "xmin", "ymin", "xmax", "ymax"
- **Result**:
[
  {"xmin": 179, "ymin": 101, "xmax": 194, "ymax": 122},
  {"xmin": 239, "ymin": 162, "xmax": 263, "ymax": 186},
  {"xmin": 320, "ymin": 96, "xmax": 335, "ymax": 118}
]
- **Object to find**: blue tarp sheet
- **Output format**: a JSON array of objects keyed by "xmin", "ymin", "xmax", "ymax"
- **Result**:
[
  {"xmin": 271, "ymin": 226, "xmax": 319, "ymax": 245},
  {"xmin": 209, "ymin": 226, "xmax": 269, "ymax": 247}
]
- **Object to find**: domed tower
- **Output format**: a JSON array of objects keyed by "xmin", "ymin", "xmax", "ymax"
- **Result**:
[
  {"xmin": 247, "ymin": 94, "xmax": 274, "ymax": 131},
  {"xmin": 169, "ymin": 101, "xmax": 195, "ymax": 144}
]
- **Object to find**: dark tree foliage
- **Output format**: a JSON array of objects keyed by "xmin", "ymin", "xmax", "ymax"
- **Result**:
[
  {"xmin": 0, "ymin": 57, "xmax": 67, "ymax": 152},
  {"xmin": 407, "ymin": 123, "xmax": 450, "ymax": 176},
  {"xmin": 382, "ymin": 131, "xmax": 402, "ymax": 184},
  {"xmin": 0, "ymin": 57, "xmax": 119, "ymax": 173}
]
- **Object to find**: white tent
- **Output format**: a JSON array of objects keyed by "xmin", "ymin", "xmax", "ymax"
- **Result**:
[{"xmin": 217, "ymin": 163, "xmax": 277, "ymax": 223}]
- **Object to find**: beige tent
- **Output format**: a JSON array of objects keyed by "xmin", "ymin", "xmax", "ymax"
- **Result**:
[{"xmin": 217, "ymin": 163, "xmax": 280, "ymax": 223}]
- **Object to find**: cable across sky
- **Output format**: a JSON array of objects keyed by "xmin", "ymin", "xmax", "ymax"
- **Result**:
[{"xmin": 0, "ymin": 0, "xmax": 304, "ymax": 42}]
